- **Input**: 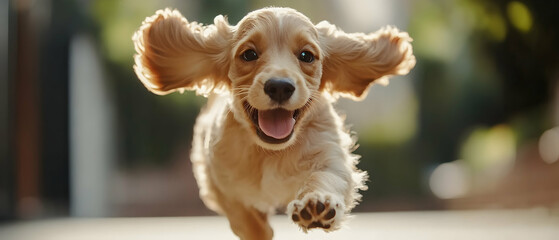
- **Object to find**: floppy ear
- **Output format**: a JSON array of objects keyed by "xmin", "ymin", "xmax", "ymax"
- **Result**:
[
  {"xmin": 133, "ymin": 9, "xmax": 232, "ymax": 95},
  {"xmin": 317, "ymin": 21, "xmax": 416, "ymax": 100}
]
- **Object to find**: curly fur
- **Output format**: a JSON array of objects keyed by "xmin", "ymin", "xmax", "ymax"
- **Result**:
[{"xmin": 133, "ymin": 7, "xmax": 415, "ymax": 240}]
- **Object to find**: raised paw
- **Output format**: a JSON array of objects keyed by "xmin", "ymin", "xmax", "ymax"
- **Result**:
[{"xmin": 287, "ymin": 193, "xmax": 345, "ymax": 232}]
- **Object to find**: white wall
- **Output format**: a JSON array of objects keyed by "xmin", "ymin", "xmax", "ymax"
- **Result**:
[{"xmin": 69, "ymin": 34, "xmax": 115, "ymax": 217}]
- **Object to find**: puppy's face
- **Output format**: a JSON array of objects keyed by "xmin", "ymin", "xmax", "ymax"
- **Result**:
[
  {"xmin": 133, "ymin": 7, "xmax": 415, "ymax": 151},
  {"xmin": 228, "ymin": 9, "xmax": 322, "ymax": 149}
]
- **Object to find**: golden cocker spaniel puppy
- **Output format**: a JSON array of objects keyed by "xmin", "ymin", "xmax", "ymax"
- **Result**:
[{"xmin": 133, "ymin": 7, "xmax": 415, "ymax": 240}]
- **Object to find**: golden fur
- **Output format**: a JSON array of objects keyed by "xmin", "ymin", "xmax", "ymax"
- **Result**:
[{"xmin": 133, "ymin": 7, "xmax": 415, "ymax": 240}]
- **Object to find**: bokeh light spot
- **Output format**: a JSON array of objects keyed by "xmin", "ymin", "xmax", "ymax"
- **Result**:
[
  {"xmin": 429, "ymin": 161, "xmax": 469, "ymax": 199},
  {"xmin": 507, "ymin": 1, "xmax": 533, "ymax": 33},
  {"xmin": 460, "ymin": 125, "xmax": 516, "ymax": 172},
  {"xmin": 486, "ymin": 13, "xmax": 507, "ymax": 42},
  {"xmin": 539, "ymin": 127, "xmax": 559, "ymax": 164}
]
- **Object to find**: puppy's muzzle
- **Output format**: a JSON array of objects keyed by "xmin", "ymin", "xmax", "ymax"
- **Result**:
[{"xmin": 264, "ymin": 78, "xmax": 295, "ymax": 103}]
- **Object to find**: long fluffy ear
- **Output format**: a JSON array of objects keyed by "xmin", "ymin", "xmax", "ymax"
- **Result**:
[
  {"xmin": 317, "ymin": 21, "xmax": 416, "ymax": 100},
  {"xmin": 133, "ymin": 9, "xmax": 232, "ymax": 95}
]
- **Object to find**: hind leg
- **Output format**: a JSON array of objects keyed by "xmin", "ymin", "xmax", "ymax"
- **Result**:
[
  {"xmin": 221, "ymin": 198, "xmax": 273, "ymax": 240},
  {"xmin": 195, "ymin": 170, "xmax": 273, "ymax": 240}
]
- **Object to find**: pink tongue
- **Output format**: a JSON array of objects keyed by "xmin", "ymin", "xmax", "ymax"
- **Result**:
[{"xmin": 258, "ymin": 109, "xmax": 295, "ymax": 139}]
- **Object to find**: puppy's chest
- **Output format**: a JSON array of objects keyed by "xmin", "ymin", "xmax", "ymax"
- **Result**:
[
  {"xmin": 218, "ymin": 148, "xmax": 308, "ymax": 207},
  {"xmin": 260, "ymin": 160, "xmax": 305, "ymax": 196},
  {"xmin": 245, "ymin": 158, "xmax": 308, "ymax": 210}
]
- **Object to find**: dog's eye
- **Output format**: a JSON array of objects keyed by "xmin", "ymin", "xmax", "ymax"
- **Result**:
[
  {"xmin": 241, "ymin": 49, "xmax": 258, "ymax": 61},
  {"xmin": 298, "ymin": 51, "xmax": 314, "ymax": 63}
]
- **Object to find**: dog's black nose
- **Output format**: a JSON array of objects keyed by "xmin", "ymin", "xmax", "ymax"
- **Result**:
[{"xmin": 264, "ymin": 78, "xmax": 295, "ymax": 103}]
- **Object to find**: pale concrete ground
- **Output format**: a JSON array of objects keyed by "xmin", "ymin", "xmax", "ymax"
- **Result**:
[{"xmin": 1, "ymin": 209, "xmax": 558, "ymax": 240}]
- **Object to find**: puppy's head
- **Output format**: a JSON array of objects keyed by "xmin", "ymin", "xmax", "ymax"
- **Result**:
[
  {"xmin": 133, "ymin": 7, "xmax": 415, "ymax": 150},
  {"xmin": 228, "ymin": 8, "xmax": 321, "ymax": 149}
]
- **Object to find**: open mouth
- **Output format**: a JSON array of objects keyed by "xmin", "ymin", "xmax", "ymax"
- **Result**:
[{"xmin": 243, "ymin": 101, "xmax": 302, "ymax": 144}]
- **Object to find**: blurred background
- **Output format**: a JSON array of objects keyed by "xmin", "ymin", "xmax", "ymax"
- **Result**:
[{"xmin": 1, "ymin": 0, "xmax": 558, "ymax": 222}]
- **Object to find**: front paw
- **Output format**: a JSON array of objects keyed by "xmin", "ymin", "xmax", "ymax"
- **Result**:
[{"xmin": 287, "ymin": 193, "xmax": 345, "ymax": 232}]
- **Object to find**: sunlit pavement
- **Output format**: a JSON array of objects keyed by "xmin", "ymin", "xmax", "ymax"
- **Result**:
[{"xmin": 1, "ymin": 209, "xmax": 558, "ymax": 240}]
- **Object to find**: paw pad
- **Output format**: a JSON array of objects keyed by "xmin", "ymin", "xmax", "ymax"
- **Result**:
[{"xmin": 289, "ymin": 195, "xmax": 343, "ymax": 232}]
